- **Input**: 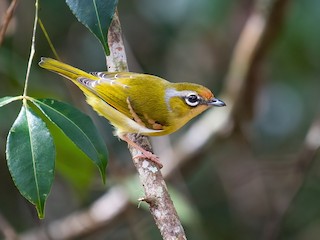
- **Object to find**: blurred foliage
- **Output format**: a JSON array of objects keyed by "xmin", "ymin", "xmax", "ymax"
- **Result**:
[{"xmin": 0, "ymin": 0, "xmax": 320, "ymax": 239}]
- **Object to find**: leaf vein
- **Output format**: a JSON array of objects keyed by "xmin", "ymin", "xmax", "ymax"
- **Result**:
[
  {"xmin": 92, "ymin": 0, "xmax": 107, "ymax": 49},
  {"xmin": 25, "ymin": 107, "xmax": 42, "ymax": 212}
]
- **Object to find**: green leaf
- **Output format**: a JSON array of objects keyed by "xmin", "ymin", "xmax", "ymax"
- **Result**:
[
  {"xmin": 65, "ymin": 0, "xmax": 118, "ymax": 55},
  {"xmin": 49, "ymin": 120, "xmax": 96, "ymax": 196},
  {"xmin": 0, "ymin": 96, "xmax": 21, "ymax": 107},
  {"xmin": 32, "ymin": 98, "xmax": 108, "ymax": 182},
  {"xmin": 6, "ymin": 105, "xmax": 55, "ymax": 218}
]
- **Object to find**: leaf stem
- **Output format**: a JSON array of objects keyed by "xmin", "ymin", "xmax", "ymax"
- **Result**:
[
  {"xmin": 22, "ymin": 0, "xmax": 39, "ymax": 99},
  {"xmin": 38, "ymin": 18, "xmax": 60, "ymax": 61}
]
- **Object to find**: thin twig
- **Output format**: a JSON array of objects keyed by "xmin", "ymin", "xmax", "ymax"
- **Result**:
[
  {"xmin": 22, "ymin": 0, "xmax": 39, "ymax": 98},
  {"xmin": 0, "ymin": 0, "xmax": 18, "ymax": 46},
  {"xmin": 38, "ymin": 18, "xmax": 60, "ymax": 61}
]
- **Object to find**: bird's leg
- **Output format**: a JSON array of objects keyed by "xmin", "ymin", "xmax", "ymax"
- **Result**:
[{"xmin": 118, "ymin": 134, "xmax": 163, "ymax": 169}]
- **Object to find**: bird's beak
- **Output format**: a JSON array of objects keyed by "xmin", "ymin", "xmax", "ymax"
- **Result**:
[{"xmin": 208, "ymin": 98, "xmax": 226, "ymax": 107}]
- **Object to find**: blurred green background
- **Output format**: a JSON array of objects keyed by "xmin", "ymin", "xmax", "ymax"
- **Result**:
[{"xmin": 1, "ymin": 0, "xmax": 320, "ymax": 239}]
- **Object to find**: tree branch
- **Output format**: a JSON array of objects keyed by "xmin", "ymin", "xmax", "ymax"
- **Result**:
[{"xmin": 106, "ymin": 11, "xmax": 186, "ymax": 239}]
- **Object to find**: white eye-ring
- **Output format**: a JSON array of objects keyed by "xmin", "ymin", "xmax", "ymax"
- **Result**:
[{"xmin": 185, "ymin": 94, "xmax": 200, "ymax": 107}]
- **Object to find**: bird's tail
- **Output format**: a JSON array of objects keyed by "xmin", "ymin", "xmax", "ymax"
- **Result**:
[{"xmin": 39, "ymin": 57, "xmax": 93, "ymax": 83}]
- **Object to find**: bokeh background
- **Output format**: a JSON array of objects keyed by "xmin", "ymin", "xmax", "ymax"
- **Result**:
[{"xmin": 1, "ymin": 0, "xmax": 320, "ymax": 239}]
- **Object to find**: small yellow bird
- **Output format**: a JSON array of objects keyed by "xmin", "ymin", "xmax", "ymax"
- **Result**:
[{"xmin": 39, "ymin": 57, "xmax": 225, "ymax": 167}]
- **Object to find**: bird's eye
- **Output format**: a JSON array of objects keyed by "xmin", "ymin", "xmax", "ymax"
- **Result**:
[{"xmin": 185, "ymin": 94, "xmax": 200, "ymax": 107}]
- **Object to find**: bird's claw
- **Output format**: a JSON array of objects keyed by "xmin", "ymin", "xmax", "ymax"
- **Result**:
[{"xmin": 133, "ymin": 152, "xmax": 163, "ymax": 169}]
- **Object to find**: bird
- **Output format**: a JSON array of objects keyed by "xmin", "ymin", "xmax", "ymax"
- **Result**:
[{"xmin": 39, "ymin": 57, "xmax": 226, "ymax": 167}]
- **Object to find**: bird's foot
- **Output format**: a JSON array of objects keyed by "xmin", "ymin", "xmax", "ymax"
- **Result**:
[
  {"xmin": 119, "ymin": 134, "xmax": 163, "ymax": 169},
  {"xmin": 133, "ymin": 151, "xmax": 163, "ymax": 169}
]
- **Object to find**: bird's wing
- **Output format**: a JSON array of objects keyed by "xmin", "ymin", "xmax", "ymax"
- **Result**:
[
  {"xmin": 77, "ymin": 72, "xmax": 166, "ymax": 135},
  {"xmin": 85, "ymin": 94, "xmax": 163, "ymax": 136},
  {"xmin": 77, "ymin": 72, "xmax": 139, "ymax": 118}
]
